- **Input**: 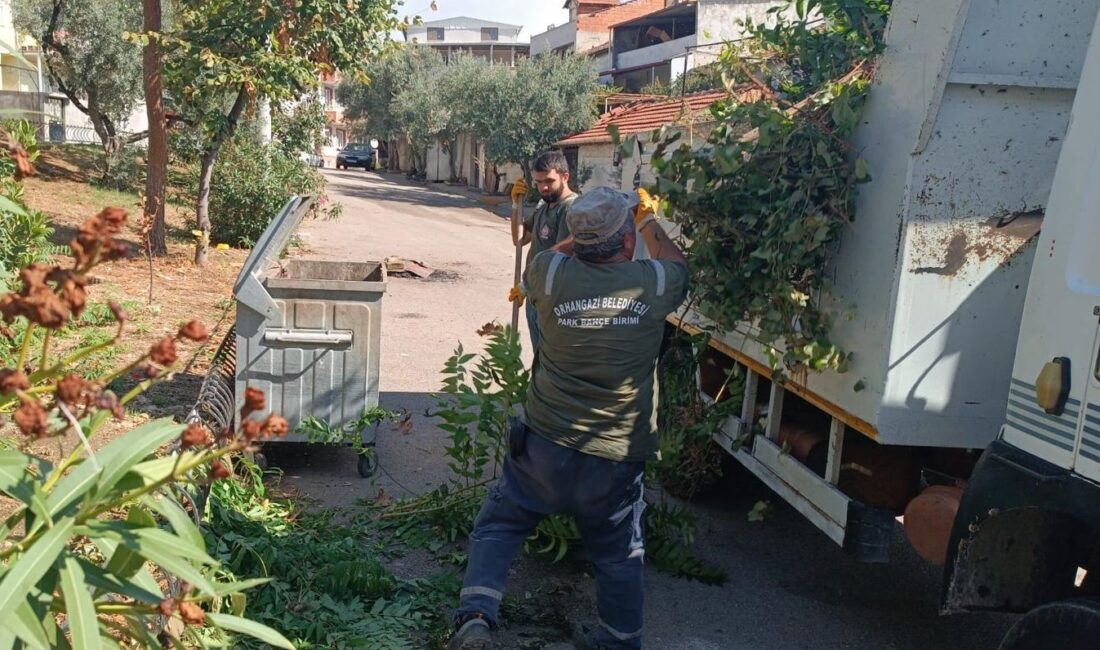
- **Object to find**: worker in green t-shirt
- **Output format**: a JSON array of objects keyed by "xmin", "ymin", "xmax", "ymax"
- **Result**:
[
  {"xmin": 448, "ymin": 187, "xmax": 689, "ymax": 650},
  {"xmin": 508, "ymin": 150, "xmax": 578, "ymax": 351}
]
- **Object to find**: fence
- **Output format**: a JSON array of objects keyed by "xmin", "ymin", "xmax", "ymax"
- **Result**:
[{"xmin": 0, "ymin": 89, "xmax": 136, "ymax": 147}]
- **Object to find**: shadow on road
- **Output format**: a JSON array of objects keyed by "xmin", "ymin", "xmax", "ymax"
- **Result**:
[{"xmin": 322, "ymin": 169, "xmax": 511, "ymax": 218}]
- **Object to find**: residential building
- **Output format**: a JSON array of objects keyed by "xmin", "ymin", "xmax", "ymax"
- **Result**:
[
  {"xmin": 0, "ymin": 0, "xmax": 148, "ymax": 144},
  {"xmin": 530, "ymin": 0, "xmax": 665, "ymax": 81},
  {"xmin": 406, "ymin": 17, "xmax": 529, "ymax": 66},
  {"xmin": 318, "ymin": 70, "xmax": 350, "ymax": 158},
  {"xmin": 606, "ymin": 0, "xmax": 790, "ymax": 92},
  {"xmin": 556, "ymin": 87, "xmax": 760, "ymax": 192}
]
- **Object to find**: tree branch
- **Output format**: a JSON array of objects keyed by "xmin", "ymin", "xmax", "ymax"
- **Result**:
[
  {"xmin": 119, "ymin": 130, "xmax": 150, "ymax": 145},
  {"xmin": 206, "ymin": 84, "xmax": 249, "ymax": 156}
]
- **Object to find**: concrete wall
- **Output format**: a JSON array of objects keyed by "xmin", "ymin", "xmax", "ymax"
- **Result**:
[
  {"xmin": 573, "ymin": 123, "xmax": 717, "ymax": 194},
  {"xmin": 531, "ymin": 23, "xmax": 576, "ymax": 55},
  {"xmin": 695, "ymin": 0, "xmax": 802, "ymax": 63},
  {"xmin": 424, "ymin": 134, "xmax": 478, "ymax": 183},
  {"xmin": 0, "ymin": 1, "xmax": 17, "ymax": 47},
  {"xmin": 616, "ymin": 33, "xmax": 698, "ymax": 70},
  {"xmin": 577, "ymin": 30, "xmax": 609, "ymax": 53},
  {"xmin": 409, "ymin": 25, "xmax": 523, "ymax": 44},
  {"xmin": 592, "ymin": 51, "xmax": 613, "ymax": 79}
]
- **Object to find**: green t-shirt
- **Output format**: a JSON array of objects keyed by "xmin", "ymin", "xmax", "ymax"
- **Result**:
[
  {"xmin": 521, "ymin": 251, "xmax": 690, "ymax": 462},
  {"xmin": 523, "ymin": 195, "xmax": 576, "ymax": 267}
]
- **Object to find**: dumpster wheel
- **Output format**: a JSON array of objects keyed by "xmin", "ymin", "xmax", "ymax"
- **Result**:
[{"xmin": 357, "ymin": 445, "xmax": 378, "ymax": 478}]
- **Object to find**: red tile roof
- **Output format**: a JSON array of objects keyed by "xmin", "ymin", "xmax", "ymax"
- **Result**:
[{"xmin": 558, "ymin": 89, "xmax": 760, "ymax": 146}]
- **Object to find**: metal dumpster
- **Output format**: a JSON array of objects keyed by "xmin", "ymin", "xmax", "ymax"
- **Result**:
[{"xmin": 232, "ymin": 196, "xmax": 387, "ymax": 477}]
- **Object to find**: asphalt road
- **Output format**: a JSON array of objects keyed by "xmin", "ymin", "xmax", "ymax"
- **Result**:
[{"xmin": 275, "ymin": 169, "xmax": 1017, "ymax": 650}]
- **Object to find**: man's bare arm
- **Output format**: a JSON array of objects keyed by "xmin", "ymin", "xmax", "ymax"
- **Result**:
[{"xmin": 639, "ymin": 221, "xmax": 688, "ymax": 267}]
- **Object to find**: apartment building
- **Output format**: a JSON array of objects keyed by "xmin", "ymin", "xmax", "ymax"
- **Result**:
[{"xmin": 406, "ymin": 16, "xmax": 530, "ymax": 66}]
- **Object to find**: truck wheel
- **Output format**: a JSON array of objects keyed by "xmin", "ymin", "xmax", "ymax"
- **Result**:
[
  {"xmin": 357, "ymin": 449, "xmax": 378, "ymax": 479},
  {"xmin": 999, "ymin": 598, "xmax": 1100, "ymax": 650}
]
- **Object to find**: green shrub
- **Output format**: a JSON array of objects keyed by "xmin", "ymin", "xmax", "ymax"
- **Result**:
[
  {"xmin": 206, "ymin": 137, "xmax": 335, "ymax": 248},
  {"xmin": 94, "ymin": 146, "xmax": 145, "ymax": 193},
  {"xmin": 0, "ymin": 119, "xmax": 52, "ymax": 274}
]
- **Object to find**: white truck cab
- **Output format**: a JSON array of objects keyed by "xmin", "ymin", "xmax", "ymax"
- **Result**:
[{"xmin": 942, "ymin": 11, "xmax": 1100, "ymax": 646}]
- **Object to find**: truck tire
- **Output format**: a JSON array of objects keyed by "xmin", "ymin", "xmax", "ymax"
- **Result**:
[
  {"xmin": 999, "ymin": 598, "xmax": 1100, "ymax": 650},
  {"xmin": 357, "ymin": 448, "xmax": 378, "ymax": 478}
]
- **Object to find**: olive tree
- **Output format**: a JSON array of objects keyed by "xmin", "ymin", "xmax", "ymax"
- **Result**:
[{"xmin": 13, "ymin": 0, "xmax": 145, "ymax": 153}]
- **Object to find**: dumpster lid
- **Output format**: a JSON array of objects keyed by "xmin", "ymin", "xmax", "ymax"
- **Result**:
[{"xmin": 233, "ymin": 195, "xmax": 314, "ymax": 319}]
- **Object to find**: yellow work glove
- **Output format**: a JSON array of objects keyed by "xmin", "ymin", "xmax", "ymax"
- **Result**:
[
  {"xmin": 510, "ymin": 178, "xmax": 529, "ymax": 205},
  {"xmin": 508, "ymin": 285, "xmax": 525, "ymax": 307},
  {"xmin": 634, "ymin": 188, "xmax": 661, "ymax": 227}
]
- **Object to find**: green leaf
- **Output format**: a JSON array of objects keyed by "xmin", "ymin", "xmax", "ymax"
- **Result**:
[
  {"xmin": 103, "ymin": 507, "xmax": 156, "ymax": 581},
  {"xmin": 128, "ymin": 451, "xmax": 202, "ymax": 485},
  {"xmin": 85, "ymin": 521, "xmax": 219, "ymax": 595},
  {"xmin": 606, "ymin": 123, "xmax": 620, "ymax": 146},
  {"xmin": 79, "ymin": 560, "xmax": 163, "ymax": 605},
  {"xmin": 228, "ymin": 592, "xmax": 247, "ymax": 616},
  {"xmin": 205, "ymin": 613, "xmax": 295, "ymax": 650},
  {"xmin": 48, "ymin": 417, "xmax": 182, "ymax": 517},
  {"xmin": 0, "ymin": 517, "xmax": 74, "ymax": 624},
  {"xmin": 59, "ymin": 557, "xmax": 98, "ymax": 650},
  {"xmin": 210, "ymin": 577, "xmax": 272, "ymax": 597},
  {"xmin": 141, "ymin": 493, "xmax": 204, "ymax": 552},
  {"xmin": 0, "ymin": 451, "xmax": 52, "ymax": 506},
  {"xmin": 9, "ymin": 600, "xmax": 51, "ymax": 649},
  {"xmin": 0, "ymin": 195, "xmax": 28, "ymax": 217},
  {"xmin": 747, "ymin": 500, "xmax": 773, "ymax": 522},
  {"xmin": 854, "ymin": 158, "xmax": 870, "ymax": 182},
  {"xmin": 24, "ymin": 482, "xmax": 54, "ymax": 537}
]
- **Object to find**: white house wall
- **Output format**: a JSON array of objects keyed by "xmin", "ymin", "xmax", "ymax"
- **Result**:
[
  {"xmin": 575, "ymin": 124, "xmax": 716, "ymax": 194},
  {"xmin": 531, "ymin": 23, "xmax": 576, "ymax": 54},
  {"xmin": 694, "ymin": 0, "xmax": 800, "ymax": 63}
]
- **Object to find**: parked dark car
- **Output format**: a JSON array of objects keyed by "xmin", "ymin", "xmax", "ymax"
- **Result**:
[{"xmin": 336, "ymin": 143, "xmax": 374, "ymax": 170}]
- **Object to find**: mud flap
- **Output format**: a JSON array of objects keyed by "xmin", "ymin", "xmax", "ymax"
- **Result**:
[{"xmin": 844, "ymin": 500, "xmax": 896, "ymax": 563}]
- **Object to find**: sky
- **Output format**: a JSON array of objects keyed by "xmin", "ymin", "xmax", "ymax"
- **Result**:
[{"xmin": 399, "ymin": 0, "xmax": 571, "ymax": 42}]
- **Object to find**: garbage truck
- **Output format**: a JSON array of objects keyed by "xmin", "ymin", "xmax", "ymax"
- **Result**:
[{"xmin": 665, "ymin": 0, "xmax": 1100, "ymax": 645}]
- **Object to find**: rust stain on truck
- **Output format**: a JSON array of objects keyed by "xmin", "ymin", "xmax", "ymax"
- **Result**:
[{"xmin": 910, "ymin": 210, "xmax": 1044, "ymax": 277}]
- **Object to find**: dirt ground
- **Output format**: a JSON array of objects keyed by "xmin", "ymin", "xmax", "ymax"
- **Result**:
[{"xmin": 2, "ymin": 146, "xmax": 247, "ymax": 460}]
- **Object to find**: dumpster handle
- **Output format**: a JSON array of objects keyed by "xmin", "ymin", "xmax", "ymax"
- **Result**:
[{"xmin": 262, "ymin": 329, "xmax": 353, "ymax": 346}]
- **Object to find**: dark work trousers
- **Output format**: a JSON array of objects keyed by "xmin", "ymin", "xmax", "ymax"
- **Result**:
[{"xmin": 454, "ymin": 427, "xmax": 647, "ymax": 649}]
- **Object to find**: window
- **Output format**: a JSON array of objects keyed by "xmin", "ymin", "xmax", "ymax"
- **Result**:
[
  {"xmin": 481, "ymin": 27, "xmax": 499, "ymax": 41},
  {"xmin": 323, "ymin": 87, "xmax": 335, "ymax": 108},
  {"xmin": 427, "ymin": 27, "xmax": 444, "ymax": 41}
]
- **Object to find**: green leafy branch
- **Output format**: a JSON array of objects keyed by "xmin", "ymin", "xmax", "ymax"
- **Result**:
[{"xmin": 653, "ymin": 0, "xmax": 890, "ymax": 376}]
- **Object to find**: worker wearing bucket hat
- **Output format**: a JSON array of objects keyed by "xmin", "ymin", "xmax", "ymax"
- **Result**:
[{"xmin": 448, "ymin": 186, "xmax": 689, "ymax": 650}]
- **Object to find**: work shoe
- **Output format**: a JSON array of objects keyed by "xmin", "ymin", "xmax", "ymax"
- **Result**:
[{"xmin": 446, "ymin": 616, "xmax": 492, "ymax": 650}]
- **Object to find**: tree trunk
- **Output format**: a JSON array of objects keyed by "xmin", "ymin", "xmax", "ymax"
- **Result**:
[
  {"xmin": 142, "ymin": 0, "xmax": 168, "ymax": 256},
  {"xmin": 85, "ymin": 101, "xmax": 118, "ymax": 176},
  {"xmin": 194, "ymin": 149, "xmax": 216, "ymax": 266},
  {"xmin": 445, "ymin": 140, "xmax": 457, "ymax": 182},
  {"xmin": 389, "ymin": 138, "xmax": 399, "ymax": 171},
  {"xmin": 194, "ymin": 86, "xmax": 249, "ymax": 266}
]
